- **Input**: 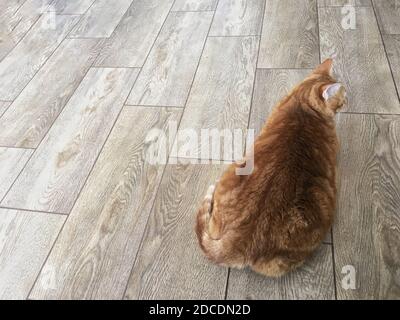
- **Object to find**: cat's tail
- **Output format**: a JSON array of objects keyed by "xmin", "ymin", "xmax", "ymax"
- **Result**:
[
  {"xmin": 195, "ymin": 184, "xmax": 247, "ymax": 269},
  {"xmin": 195, "ymin": 184, "xmax": 224, "ymax": 264},
  {"xmin": 195, "ymin": 184, "xmax": 215, "ymax": 247}
]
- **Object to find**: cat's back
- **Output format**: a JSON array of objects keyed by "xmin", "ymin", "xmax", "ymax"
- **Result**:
[{"xmin": 243, "ymin": 98, "xmax": 338, "ymax": 252}]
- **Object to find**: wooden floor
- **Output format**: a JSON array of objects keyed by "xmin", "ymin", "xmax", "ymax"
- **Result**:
[{"xmin": 0, "ymin": 0, "xmax": 399, "ymax": 300}]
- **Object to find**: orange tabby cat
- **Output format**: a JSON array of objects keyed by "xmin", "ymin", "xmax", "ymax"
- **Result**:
[{"xmin": 195, "ymin": 59, "xmax": 346, "ymax": 277}]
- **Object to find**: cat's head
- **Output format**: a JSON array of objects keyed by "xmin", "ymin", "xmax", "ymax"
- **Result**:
[{"xmin": 300, "ymin": 59, "xmax": 346, "ymax": 115}]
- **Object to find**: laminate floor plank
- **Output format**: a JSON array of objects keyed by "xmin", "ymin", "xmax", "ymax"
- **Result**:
[
  {"xmin": 171, "ymin": 0, "xmax": 218, "ymax": 11},
  {"xmin": 94, "ymin": 0, "xmax": 175, "ymax": 68},
  {"xmin": 227, "ymin": 244, "xmax": 335, "ymax": 299},
  {"xmin": 126, "ymin": 11, "xmax": 213, "ymax": 107},
  {"xmin": 29, "ymin": 107, "xmax": 181, "ymax": 300},
  {"xmin": 1, "ymin": 68, "xmax": 139, "ymax": 214},
  {"xmin": 0, "ymin": 147, "xmax": 33, "ymax": 201},
  {"xmin": 124, "ymin": 163, "xmax": 228, "ymax": 300},
  {"xmin": 49, "ymin": 0, "xmax": 96, "ymax": 14},
  {"xmin": 258, "ymin": 0, "xmax": 319, "ymax": 68},
  {"xmin": 0, "ymin": 14, "xmax": 80, "ymax": 100},
  {"xmin": 0, "ymin": 39, "xmax": 102, "ymax": 148},
  {"xmin": 383, "ymin": 35, "xmax": 400, "ymax": 96},
  {"xmin": 209, "ymin": 0, "xmax": 264, "ymax": 36},
  {"xmin": 0, "ymin": 0, "xmax": 53, "ymax": 61},
  {"xmin": 69, "ymin": 0, "xmax": 133, "ymax": 38},
  {"xmin": 334, "ymin": 114, "xmax": 400, "ymax": 299},
  {"xmin": 373, "ymin": 0, "xmax": 400, "ymax": 34},
  {"xmin": 0, "ymin": 209, "xmax": 65, "ymax": 300},
  {"xmin": 174, "ymin": 36, "xmax": 258, "ymax": 161},
  {"xmin": 319, "ymin": 7, "xmax": 400, "ymax": 114}
]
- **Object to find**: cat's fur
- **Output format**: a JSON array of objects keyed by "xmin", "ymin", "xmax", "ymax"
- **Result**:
[{"xmin": 195, "ymin": 59, "xmax": 346, "ymax": 277}]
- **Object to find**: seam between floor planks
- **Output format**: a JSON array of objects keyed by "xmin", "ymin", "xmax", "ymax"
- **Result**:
[
  {"xmin": 124, "ymin": 104, "xmax": 185, "ymax": 110},
  {"xmin": 26, "ymin": 212, "xmax": 69, "ymax": 298},
  {"xmin": 224, "ymin": 268, "xmax": 231, "ymax": 300},
  {"xmin": 245, "ymin": 0, "xmax": 266, "ymax": 143},
  {"xmin": 371, "ymin": 1, "xmax": 400, "ymax": 103},
  {"xmin": 0, "ymin": 146, "xmax": 35, "ymax": 150},
  {"xmin": 0, "ymin": 148, "xmax": 35, "ymax": 205},
  {"xmin": 316, "ymin": 0, "xmax": 322, "ymax": 64},
  {"xmin": 340, "ymin": 111, "xmax": 400, "ymax": 116},
  {"xmin": 170, "ymin": 10, "xmax": 215, "ymax": 13},
  {"xmin": 0, "ymin": 206, "xmax": 68, "ymax": 216},
  {"xmin": 208, "ymin": 35, "xmax": 261, "ymax": 37},
  {"xmin": 330, "ymin": 230, "xmax": 338, "ymax": 299}
]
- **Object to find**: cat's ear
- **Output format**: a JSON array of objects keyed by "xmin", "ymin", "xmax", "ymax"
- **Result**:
[
  {"xmin": 321, "ymin": 83, "xmax": 346, "ymax": 112},
  {"xmin": 321, "ymin": 83, "xmax": 343, "ymax": 101},
  {"xmin": 314, "ymin": 58, "xmax": 333, "ymax": 76}
]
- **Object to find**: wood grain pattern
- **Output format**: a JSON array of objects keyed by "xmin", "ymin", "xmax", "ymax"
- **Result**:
[
  {"xmin": 171, "ymin": 0, "xmax": 218, "ymax": 11},
  {"xmin": 0, "ymin": 0, "xmax": 53, "ymax": 61},
  {"xmin": 318, "ymin": 0, "xmax": 371, "ymax": 6},
  {"xmin": 0, "ymin": 39, "xmax": 102, "ymax": 148},
  {"xmin": 29, "ymin": 107, "xmax": 180, "ymax": 300},
  {"xmin": 69, "ymin": 0, "xmax": 133, "ymax": 38},
  {"xmin": 0, "ymin": 209, "xmax": 65, "ymax": 300},
  {"xmin": 319, "ymin": 7, "xmax": 400, "ymax": 114},
  {"xmin": 373, "ymin": 0, "xmax": 400, "ymax": 34},
  {"xmin": 0, "ymin": 0, "xmax": 399, "ymax": 300},
  {"xmin": 0, "ymin": 101, "xmax": 11, "ymax": 117},
  {"xmin": 258, "ymin": 0, "xmax": 319, "ymax": 68},
  {"xmin": 209, "ymin": 0, "xmax": 264, "ymax": 36},
  {"xmin": 0, "ymin": 14, "xmax": 80, "ymax": 100},
  {"xmin": 0, "ymin": 0, "xmax": 25, "ymax": 19},
  {"xmin": 49, "ymin": 0, "xmax": 96, "ymax": 14},
  {"xmin": 94, "ymin": 0, "xmax": 175, "ymax": 68},
  {"xmin": 124, "ymin": 163, "xmax": 228, "ymax": 300},
  {"xmin": 383, "ymin": 35, "xmax": 400, "ymax": 95},
  {"xmin": 0, "ymin": 147, "xmax": 33, "ymax": 201},
  {"xmin": 126, "ymin": 12, "xmax": 213, "ymax": 107},
  {"xmin": 0, "ymin": 0, "xmax": 26, "ymax": 34},
  {"xmin": 334, "ymin": 114, "xmax": 400, "ymax": 299},
  {"xmin": 227, "ymin": 244, "xmax": 335, "ymax": 299},
  {"xmin": 175, "ymin": 36, "xmax": 258, "ymax": 160},
  {"xmin": 1, "ymin": 68, "xmax": 139, "ymax": 214},
  {"xmin": 4, "ymin": 0, "xmax": 52, "ymax": 29}
]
